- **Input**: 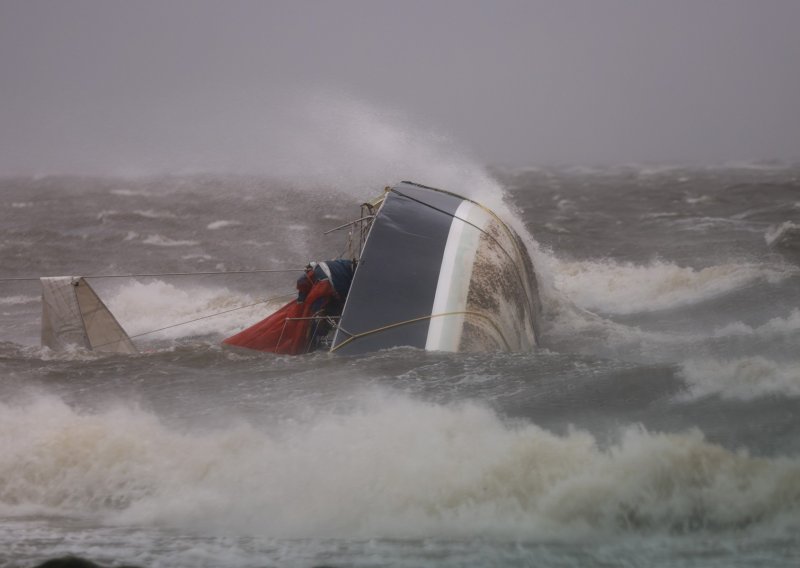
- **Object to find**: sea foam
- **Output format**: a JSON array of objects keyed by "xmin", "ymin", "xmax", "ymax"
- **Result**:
[
  {"xmin": 105, "ymin": 280, "xmax": 290, "ymax": 341},
  {"xmin": 1, "ymin": 393, "xmax": 798, "ymax": 540},
  {"xmin": 551, "ymin": 259, "xmax": 793, "ymax": 314},
  {"xmin": 141, "ymin": 235, "xmax": 200, "ymax": 247},
  {"xmin": 207, "ymin": 220, "xmax": 242, "ymax": 230},
  {"xmin": 0, "ymin": 295, "xmax": 38, "ymax": 306},
  {"xmin": 766, "ymin": 221, "xmax": 800, "ymax": 250},
  {"xmin": 680, "ymin": 356, "xmax": 800, "ymax": 399}
]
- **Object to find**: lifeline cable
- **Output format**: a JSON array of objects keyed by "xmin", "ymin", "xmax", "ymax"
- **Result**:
[
  {"xmin": 91, "ymin": 292, "xmax": 295, "ymax": 349},
  {"xmin": 330, "ymin": 310, "xmax": 511, "ymax": 352},
  {"xmin": 0, "ymin": 268, "xmax": 303, "ymax": 283}
]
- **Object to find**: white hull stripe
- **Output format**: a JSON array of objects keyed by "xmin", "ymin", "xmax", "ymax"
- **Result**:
[{"xmin": 425, "ymin": 201, "xmax": 492, "ymax": 351}]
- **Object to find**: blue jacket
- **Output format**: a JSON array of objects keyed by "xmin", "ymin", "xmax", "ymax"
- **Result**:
[{"xmin": 311, "ymin": 259, "xmax": 355, "ymax": 299}]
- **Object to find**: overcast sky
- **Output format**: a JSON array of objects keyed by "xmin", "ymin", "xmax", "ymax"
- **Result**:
[{"xmin": 1, "ymin": 0, "xmax": 799, "ymax": 175}]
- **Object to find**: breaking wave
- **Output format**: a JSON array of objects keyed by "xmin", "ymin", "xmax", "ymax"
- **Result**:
[
  {"xmin": 105, "ymin": 280, "xmax": 290, "ymax": 341},
  {"xmin": 0, "ymin": 295, "xmax": 37, "ymax": 306},
  {"xmin": 712, "ymin": 309, "xmax": 800, "ymax": 339},
  {"xmin": 1, "ymin": 394, "xmax": 798, "ymax": 540},
  {"xmin": 206, "ymin": 220, "xmax": 242, "ymax": 230},
  {"xmin": 98, "ymin": 209, "xmax": 177, "ymax": 222},
  {"xmin": 551, "ymin": 258, "xmax": 794, "ymax": 315},
  {"xmin": 766, "ymin": 221, "xmax": 800, "ymax": 250},
  {"xmin": 141, "ymin": 234, "xmax": 200, "ymax": 247},
  {"xmin": 680, "ymin": 357, "xmax": 800, "ymax": 400}
]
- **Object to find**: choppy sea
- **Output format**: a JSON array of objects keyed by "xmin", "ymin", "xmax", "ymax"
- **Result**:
[{"xmin": 1, "ymin": 163, "xmax": 799, "ymax": 567}]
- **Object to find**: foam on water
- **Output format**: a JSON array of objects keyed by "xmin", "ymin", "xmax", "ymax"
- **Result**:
[
  {"xmin": 766, "ymin": 221, "xmax": 800, "ymax": 250},
  {"xmin": 206, "ymin": 220, "xmax": 242, "ymax": 230},
  {"xmin": 1, "ymin": 393, "xmax": 798, "ymax": 541},
  {"xmin": 0, "ymin": 295, "xmax": 38, "ymax": 306},
  {"xmin": 141, "ymin": 235, "xmax": 200, "ymax": 247},
  {"xmin": 133, "ymin": 209, "xmax": 178, "ymax": 220},
  {"xmin": 681, "ymin": 357, "xmax": 800, "ymax": 400},
  {"xmin": 550, "ymin": 258, "xmax": 794, "ymax": 315},
  {"xmin": 110, "ymin": 189, "xmax": 153, "ymax": 197},
  {"xmin": 105, "ymin": 280, "xmax": 290, "ymax": 341},
  {"xmin": 712, "ymin": 309, "xmax": 800, "ymax": 339},
  {"xmin": 99, "ymin": 210, "xmax": 178, "ymax": 221}
]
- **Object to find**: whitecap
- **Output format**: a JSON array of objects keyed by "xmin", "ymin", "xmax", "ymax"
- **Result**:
[
  {"xmin": 141, "ymin": 235, "xmax": 200, "ymax": 247},
  {"xmin": 766, "ymin": 221, "xmax": 800, "ymax": 249},
  {"xmin": 2, "ymin": 394, "xmax": 798, "ymax": 539},
  {"xmin": 0, "ymin": 295, "xmax": 38, "ymax": 306},
  {"xmin": 133, "ymin": 209, "xmax": 177, "ymax": 219},
  {"xmin": 110, "ymin": 189, "xmax": 151, "ymax": 197},
  {"xmin": 713, "ymin": 309, "xmax": 800, "ymax": 339},
  {"xmin": 680, "ymin": 356, "xmax": 800, "ymax": 399},
  {"xmin": 207, "ymin": 220, "xmax": 242, "ymax": 230},
  {"xmin": 105, "ymin": 280, "xmax": 288, "ymax": 339},
  {"xmin": 551, "ymin": 258, "xmax": 795, "ymax": 315},
  {"xmin": 684, "ymin": 195, "xmax": 710, "ymax": 205}
]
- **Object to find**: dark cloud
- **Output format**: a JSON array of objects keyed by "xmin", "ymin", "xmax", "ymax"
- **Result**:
[{"xmin": 1, "ymin": 0, "xmax": 799, "ymax": 174}]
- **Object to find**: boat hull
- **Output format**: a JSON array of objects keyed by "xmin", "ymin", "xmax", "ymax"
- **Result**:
[{"xmin": 331, "ymin": 182, "xmax": 541, "ymax": 354}]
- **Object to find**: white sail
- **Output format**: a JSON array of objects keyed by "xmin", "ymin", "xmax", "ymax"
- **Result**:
[{"xmin": 41, "ymin": 277, "xmax": 137, "ymax": 354}]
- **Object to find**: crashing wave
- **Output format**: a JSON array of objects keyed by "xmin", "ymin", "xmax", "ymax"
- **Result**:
[{"xmin": 766, "ymin": 221, "xmax": 800, "ymax": 251}]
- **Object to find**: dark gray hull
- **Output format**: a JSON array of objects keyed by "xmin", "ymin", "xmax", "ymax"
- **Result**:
[{"xmin": 331, "ymin": 182, "xmax": 541, "ymax": 354}]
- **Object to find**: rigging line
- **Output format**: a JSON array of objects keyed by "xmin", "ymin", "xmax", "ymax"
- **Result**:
[
  {"xmin": 390, "ymin": 188, "xmax": 490, "ymax": 242},
  {"xmin": 92, "ymin": 293, "xmax": 295, "ymax": 349},
  {"xmin": 394, "ymin": 185, "xmax": 537, "ymax": 287},
  {"xmin": 389, "ymin": 188, "xmax": 518, "ymax": 263},
  {"xmin": 323, "ymin": 215, "xmax": 375, "ymax": 235},
  {"xmin": 0, "ymin": 268, "xmax": 304, "ymax": 283}
]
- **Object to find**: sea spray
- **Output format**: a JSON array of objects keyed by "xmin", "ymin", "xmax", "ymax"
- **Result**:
[
  {"xmin": 551, "ymin": 259, "xmax": 794, "ymax": 315},
  {"xmin": 105, "ymin": 280, "xmax": 288, "ymax": 340},
  {"xmin": 680, "ymin": 356, "xmax": 800, "ymax": 399}
]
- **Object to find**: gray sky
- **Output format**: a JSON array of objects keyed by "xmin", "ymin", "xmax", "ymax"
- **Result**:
[{"xmin": 1, "ymin": 0, "xmax": 799, "ymax": 175}]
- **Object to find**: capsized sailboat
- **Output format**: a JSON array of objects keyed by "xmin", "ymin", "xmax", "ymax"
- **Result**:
[
  {"xmin": 38, "ymin": 182, "xmax": 543, "ymax": 355},
  {"xmin": 223, "ymin": 181, "xmax": 543, "ymax": 355}
]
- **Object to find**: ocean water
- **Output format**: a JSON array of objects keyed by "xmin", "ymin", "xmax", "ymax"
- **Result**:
[{"xmin": 1, "ymin": 164, "xmax": 799, "ymax": 567}]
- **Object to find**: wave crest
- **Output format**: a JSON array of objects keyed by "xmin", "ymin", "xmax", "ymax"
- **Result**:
[
  {"xmin": 680, "ymin": 356, "xmax": 800, "ymax": 399},
  {"xmin": 1, "ymin": 395, "xmax": 798, "ymax": 539},
  {"xmin": 552, "ymin": 259, "xmax": 793, "ymax": 314}
]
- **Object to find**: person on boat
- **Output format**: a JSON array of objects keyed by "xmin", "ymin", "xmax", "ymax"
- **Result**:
[
  {"xmin": 302, "ymin": 259, "xmax": 355, "ymax": 316},
  {"xmin": 222, "ymin": 259, "xmax": 355, "ymax": 355},
  {"xmin": 301, "ymin": 259, "xmax": 355, "ymax": 348},
  {"xmin": 295, "ymin": 272, "xmax": 313, "ymax": 303}
]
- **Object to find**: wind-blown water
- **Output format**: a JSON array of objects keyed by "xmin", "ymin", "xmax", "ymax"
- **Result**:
[{"xmin": 1, "ymin": 161, "xmax": 799, "ymax": 567}]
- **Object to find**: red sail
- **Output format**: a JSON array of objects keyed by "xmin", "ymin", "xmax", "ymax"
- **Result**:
[
  {"xmin": 222, "ymin": 300, "xmax": 312, "ymax": 355},
  {"xmin": 222, "ymin": 279, "xmax": 337, "ymax": 355}
]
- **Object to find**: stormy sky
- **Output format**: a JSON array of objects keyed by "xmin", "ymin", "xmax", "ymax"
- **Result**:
[{"xmin": 1, "ymin": 0, "xmax": 799, "ymax": 175}]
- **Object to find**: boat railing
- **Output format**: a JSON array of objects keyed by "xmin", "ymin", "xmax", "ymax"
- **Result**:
[{"xmin": 276, "ymin": 314, "xmax": 342, "ymax": 354}]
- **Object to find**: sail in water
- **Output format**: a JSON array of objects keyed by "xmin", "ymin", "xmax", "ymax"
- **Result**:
[
  {"xmin": 40, "ymin": 276, "xmax": 138, "ymax": 354},
  {"xmin": 223, "ymin": 260, "xmax": 355, "ymax": 354},
  {"xmin": 222, "ymin": 300, "xmax": 311, "ymax": 354}
]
